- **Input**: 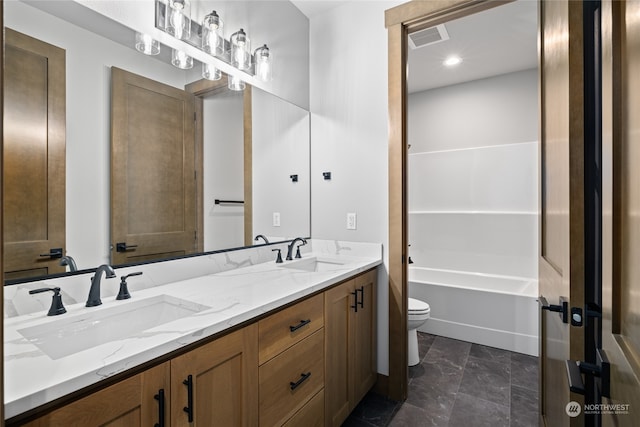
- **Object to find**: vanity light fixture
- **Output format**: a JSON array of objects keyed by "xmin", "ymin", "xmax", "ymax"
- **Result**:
[
  {"xmin": 228, "ymin": 74, "xmax": 246, "ymax": 91},
  {"xmin": 202, "ymin": 10, "xmax": 224, "ymax": 56},
  {"xmin": 230, "ymin": 28, "xmax": 251, "ymax": 71},
  {"xmin": 202, "ymin": 63, "xmax": 222, "ymax": 81},
  {"xmin": 443, "ymin": 55, "xmax": 462, "ymax": 67},
  {"xmin": 254, "ymin": 44, "xmax": 272, "ymax": 82},
  {"xmin": 171, "ymin": 48, "xmax": 193, "ymax": 69},
  {"xmin": 135, "ymin": 32, "xmax": 160, "ymax": 55},
  {"xmin": 166, "ymin": 0, "xmax": 191, "ymax": 41}
]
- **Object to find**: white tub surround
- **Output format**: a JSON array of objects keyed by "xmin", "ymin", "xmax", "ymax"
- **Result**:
[
  {"xmin": 409, "ymin": 267, "xmax": 538, "ymax": 356},
  {"xmin": 4, "ymin": 240, "xmax": 381, "ymax": 419}
]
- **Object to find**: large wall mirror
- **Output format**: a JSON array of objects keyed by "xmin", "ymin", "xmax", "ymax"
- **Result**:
[{"xmin": 3, "ymin": 0, "xmax": 311, "ymax": 282}]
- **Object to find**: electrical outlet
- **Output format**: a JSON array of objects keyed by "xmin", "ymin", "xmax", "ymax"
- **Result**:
[
  {"xmin": 347, "ymin": 212, "xmax": 357, "ymax": 230},
  {"xmin": 273, "ymin": 212, "xmax": 281, "ymax": 227}
]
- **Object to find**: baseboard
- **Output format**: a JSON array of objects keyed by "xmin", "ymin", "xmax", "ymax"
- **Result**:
[{"xmin": 420, "ymin": 317, "xmax": 539, "ymax": 356}]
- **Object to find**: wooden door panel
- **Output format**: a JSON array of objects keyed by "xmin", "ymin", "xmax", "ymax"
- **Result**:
[
  {"xmin": 24, "ymin": 363, "xmax": 169, "ymax": 427},
  {"xmin": 170, "ymin": 325, "xmax": 258, "ymax": 427},
  {"xmin": 4, "ymin": 28, "xmax": 65, "ymax": 279},
  {"xmin": 111, "ymin": 67, "xmax": 196, "ymax": 265},
  {"xmin": 601, "ymin": 1, "xmax": 640, "ymax": 424},
  {"xmin": 353, "ymin": 271, "xmax": 376, "ymax": 405},
  {"xmin": 324, "ymin": 280, "xmax": 353, "ymax": 427},
  {"xmin": 539, "ymin": 0, "xmax": 586, "ymax": 425}
]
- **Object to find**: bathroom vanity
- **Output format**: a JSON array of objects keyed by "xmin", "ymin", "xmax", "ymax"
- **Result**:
[{"xmin": 4, "ymin": 241, "xmax": 380, "ymax": 426}]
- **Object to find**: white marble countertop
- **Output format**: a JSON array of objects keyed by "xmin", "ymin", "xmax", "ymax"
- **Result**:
[{"xmin": 4, "ymin": 247, "xmax": 381, "ymax": 419}]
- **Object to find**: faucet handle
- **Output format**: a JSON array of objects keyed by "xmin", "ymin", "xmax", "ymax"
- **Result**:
[
  {"xmin": 295, "ymin": 245, "xmax": 304, "ymax": 259},
  {"xmin": 29, "ymin": 287, "xmax": 67, "ymax": 316},
  {"xmin": 117, "ymin": 272, "xmax": 142, "ymax": 300},
  {"xmin": 272, "ymin": 248, "xmax": 283, "ymax": 264}
]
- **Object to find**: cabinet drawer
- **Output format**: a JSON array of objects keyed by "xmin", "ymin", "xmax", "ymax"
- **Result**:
[
  {"xmin": 259, "ymin": 329, "xmax": 324, "ymax": 426},
  {"xmin": 259, "ymin": 293, "xmax": 323, "ymax": 364},
  {"xmin": 283, "ymin": 389, "xmax": 324, "ymax": 427}
]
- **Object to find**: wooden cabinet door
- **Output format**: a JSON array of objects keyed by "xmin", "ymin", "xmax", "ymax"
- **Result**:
[
  {"xmin": 110, "ymin": 67, "xmax": 198, "ymax": 265},
  {"xmin": 171, "ymin": 325, "xmax": 259, "ymax": 427},
  {"xmin": 324, "ymin": 271, "xmax": 377, "ymax": 427},
  {"xmin": 4, "ymin": 28, "xmax": 66, "ymax": 281},
  {"xmin": 24, "ymin": 363, "xmax": 170, "ymax": 427},
  {"xmin": 324, "ymin": 279, "xmax": 355, "ymax": 427},
  {"xmin": 353, "ymin": 270, "xmax": 377, "ymax": 405}
]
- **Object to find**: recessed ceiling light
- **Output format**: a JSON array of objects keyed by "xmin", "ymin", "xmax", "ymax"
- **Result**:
[{"xmin": 443, "ymin": 56, "xmax": 462, "ymax": 67}]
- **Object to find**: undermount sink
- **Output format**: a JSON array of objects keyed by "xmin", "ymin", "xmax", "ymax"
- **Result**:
[
  {"xmin": 279, "ymin": 257, "xmax": 346, "ymax": 273},
  {"xmin": 18, "ymin": 295, "xmax": 210, "ymax": 360}
]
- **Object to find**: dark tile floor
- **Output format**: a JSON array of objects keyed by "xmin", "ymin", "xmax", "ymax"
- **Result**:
[{"xmin": 342, "ymin": 333, "xmax": 539, "ymax": 427}]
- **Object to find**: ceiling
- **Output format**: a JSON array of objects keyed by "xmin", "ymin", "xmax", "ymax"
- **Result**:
[
  {"xmin": 407, "ymin": 0, "xmax": 538, "ymax": 93},
  {"xmin": 292, "ymin": 0, "xmax": 537, "ymax": 94},
  {"xmin": 291, "ymin": 1, "xmax": 347, "ymax": 19}
]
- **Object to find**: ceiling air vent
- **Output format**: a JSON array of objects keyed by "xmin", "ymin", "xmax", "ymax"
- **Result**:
[{"xmin": 408, "ymin": 24, "xmax": 450, "ymax": 49}]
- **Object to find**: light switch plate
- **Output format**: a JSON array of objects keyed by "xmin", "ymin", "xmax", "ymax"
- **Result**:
[
  {"xmin": 273, "ymin": 212, "xmax": 281, "ymax": 227},
  {"xmin": 347, "ymin": 212, "xmax": 357, "ymax": 230}
]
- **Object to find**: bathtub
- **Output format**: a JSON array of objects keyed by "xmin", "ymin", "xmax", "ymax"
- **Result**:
[{"xmin": 409, "ymin": 267, "xmax": 539, "ymax": 356}]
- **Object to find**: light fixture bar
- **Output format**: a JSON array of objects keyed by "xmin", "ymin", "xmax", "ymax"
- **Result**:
[{"xmin": 154, "ymin": 0, "xmax": 262, "ymax": 77}]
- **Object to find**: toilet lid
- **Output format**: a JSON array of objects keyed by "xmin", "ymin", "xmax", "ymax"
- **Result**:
[{"xmin": 408, "ymin": 297, "xmax": 430, "ymax": 314}]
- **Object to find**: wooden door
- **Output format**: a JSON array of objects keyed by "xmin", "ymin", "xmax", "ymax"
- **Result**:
[
  {"xmin": 353, "ymin": 270, "xmax": 376, "ymax": 405},
  {"xmin": 3, "ymin": 28, "xmax": 66, "ymax": 280},
  {"xmin": 171, "ymin": 325, "xmax": 259, "ymax": 427},
  {"xmin": 600, "ymin": 0, "xmax": 640, "ymax": 424},
  {"xmin": 24, "ymin": 363, "xmax": 169, "ymax": 427},
  {"xmin": 538, "ymin": 1, "xmax": 586, "ymax": 425},
  {"xmin": 324, "ymin": 279, "xmax": 355, "ymax": 427},
  {"xmin": 111, "ymin": 67, "xmax": 197, "ymax": 265}
]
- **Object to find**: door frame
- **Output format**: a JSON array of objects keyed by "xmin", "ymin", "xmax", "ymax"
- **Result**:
[{"xmin": 384, "ymin": 0, "xmax": 510, "ymax": 401}]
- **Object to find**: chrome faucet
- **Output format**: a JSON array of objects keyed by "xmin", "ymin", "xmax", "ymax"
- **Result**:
[
  {"xmin": 254, "ymin": 234, "xmax": 269, "ymax": 244},
  {"xmin": 86, "ymin": 264, "xmax": 116, "ymax": 307},
  {"xmin": 286, "ymin": 238, "xmax": 307, "ymax": 261}
]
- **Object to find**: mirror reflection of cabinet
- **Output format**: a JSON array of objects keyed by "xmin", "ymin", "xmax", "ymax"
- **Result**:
[{"xmin": 3, "ymin": 28, "xmax": 66, "ymax": 280}]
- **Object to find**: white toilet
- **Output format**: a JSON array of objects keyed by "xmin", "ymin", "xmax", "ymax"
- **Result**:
[{"xmin": 408, "ymin": 297, "xmax": 431, "ymax": 366}]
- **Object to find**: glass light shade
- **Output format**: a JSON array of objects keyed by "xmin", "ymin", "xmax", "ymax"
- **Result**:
[
  {"xmin": 165, "ymin": 0, "xmax": 191, "ymax": 41},
  {"xmin": 171, "ymin": 49, "xmax": 193, "ymax": 69},
  {"xmin": 254, "ymin": 44, "xmax": 272, "ymax": 82},
  {"xmin": 230, "ymin": 28, "xmax": 251, "ymax": 71},
  {"xmin": 202, "ymin": 63, "xmax": 221, "ymax": 81},
  {"xmin": 202, "ymin": 10, "xmax": 224, "ymax": 57},
  {"xmin": 135, "ymin": 33, "xmax": 160, "ymax": 55},
  {"xmin": 228, "ymin": 75, "xmax": 246, "ymax": 91}
]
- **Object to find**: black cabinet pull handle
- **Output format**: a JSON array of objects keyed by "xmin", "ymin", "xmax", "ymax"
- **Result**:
[
  {"xmin": 154, "ymin": 388, "xmax": 165, "ymax": 427},
  {"xmin": 351, "ymin": 291, "xmax": 358, "ymax": 312},
  {"xmin": 357, "ymin": 286, "xmax": 364, "ymax": 308},
  {"xmin": 290, "ymin": 372, "xmax": 311, "ymax": 390},
  {"xmin": 39, "ymin": 248, "xmax": 63, "ymax": 259},
  {"xmin": 183, "ymin": 375, "xmax": 194, "ymax": 422},
  {"xmin": 116, "ymin": 242, "xmax": 138, "ymax": 252},
  {"xmin": 289, "ymin": 319, "xmax": 311, "ymax": 332}
]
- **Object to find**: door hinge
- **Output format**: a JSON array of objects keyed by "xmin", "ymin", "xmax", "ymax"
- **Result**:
[
  {"xmin": 194, "ymin": 230, "xmax": 197, "ymax": 241},
  {"xmin": 194, "ymin": 111, "xmax": 197, "ymax": 121}
]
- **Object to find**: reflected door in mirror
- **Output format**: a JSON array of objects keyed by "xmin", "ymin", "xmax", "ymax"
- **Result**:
[
  {"xmin": 4, "ymin": 29, "xmax": 66, "ymax": 281},
  {"xmin": 111, "ymin": 67, "xmax": 198, "ymax": 265}
]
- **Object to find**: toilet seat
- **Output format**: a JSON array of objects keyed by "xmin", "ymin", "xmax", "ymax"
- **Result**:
[{"xmin": 408, "ymin": 297, "xmax": 430, "ymax": 316}]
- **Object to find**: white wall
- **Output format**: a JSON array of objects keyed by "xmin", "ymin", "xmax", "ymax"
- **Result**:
[
  {"xmin": 309, "ymin": 0, "xmax": 403, "ymax": 376},
  {"xmin": 252, "ymin": 89, "xmax": 310, "ymax": 240},
  {"xmin": 203, "ymin": 92, "xmax": 245, "ymax": 251},
  {"xmin": 408, "ymin": 70, "xmax": 539, "ymax": 278}
]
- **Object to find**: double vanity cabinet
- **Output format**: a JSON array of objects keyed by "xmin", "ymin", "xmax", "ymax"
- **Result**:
[{"xmin": 16, "ymin": 268, "xmax": 377, "ymax": 427}]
